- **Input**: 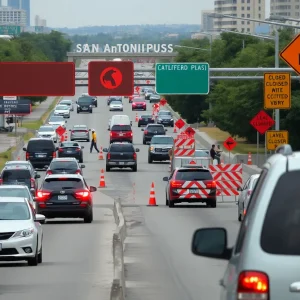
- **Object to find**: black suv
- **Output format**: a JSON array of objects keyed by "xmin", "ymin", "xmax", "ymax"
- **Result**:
[
  {"xmin": 76, "ymin": 96, "xmax": 93, "ymax": 114},
  {"xmin": 103, "ymin": 142, "xmax": 139, "ymax": 172},
  {"xmin": 23, "ymin": 138, "xmax": 58, "ymax": 169},
  {"xmin": 46, "ymin": 158, "xmax": 85, "ymax": 175},
  {"xmin": 0, "ymin": 164, "xmax": 40, "ymax": 195},
  {"xmin": 35, "ymin": 174, "xmax": 97, "ymax": 223},
  {"xmin": 156, "ymin": 110, "xmax": 174, "ymax": 127},
  {"xmin": 141, "ymin": 124, "xmax": 167, "ymax": 144},
  {"xmin": 148, "ymin": 135, "xmax": 174, "ymax": 163}
]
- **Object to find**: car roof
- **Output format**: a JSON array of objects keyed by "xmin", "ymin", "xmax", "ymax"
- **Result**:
[
  {"xmin": 151, "ymin": 135, "xmax": 173, "ymax": 138},
  {"xmin": 0, "ymin": 196, "xmax": 27, "ymax": 203},
  {"xmin": 5, "ymin": 160, "xmax": 31, "ymax": 164},
  {"xmin": 73, "ymin": 125, "xmax": 87, "ymax": 128},
  {"xmin": 51, "ymin": 157, "xmax": 78, "ymax": 161},
  {"xmin": 28, "ymin": 137, "xmax": 54, "ymax": 141},
  {"xmin": 110, "ymin": 142, "xmax": 132, "ymax": 145}
]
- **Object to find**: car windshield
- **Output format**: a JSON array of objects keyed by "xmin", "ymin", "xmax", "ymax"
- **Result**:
[
  {"xmin": 2, "ymin": 170, "xmax": 31, "ymax": 186},
  {"xmin": 56, "ymin": 105, "xmax": 68, "ymax": 110},
  {"xmin": 175, "ymin": 170, "xmax": 213, "ymax": 181},
  {"xmin": 147, "ymin": 126, "xmax": 165, "ymax": 132},
  {"xmin": 0, "ymin": 202, "xmax": 30, "ymax": 220},
  {"xmin": 60, "ymin": 101, "xmax": 71, "ymax": 106},
  {"xmin": 110, "ymin": 144, "xmax": 134, "ymax": 152},
  {"xmin": 27, "ymin": 140, "xmax": 54, "ymax": 152},
  {"xmin": 133, "ymin": 98, "xmax": 145, "ymax": 102},
  {"xmin": 42, "ymin": 178, "xmax": 84, "ymax": 190},
  {"xmin": 110, "ymin": 101, "xmax": 122, "ymax": 105},
  {"xmin": 49, "ymin": 116, "xmax": 64, "ymax": 122},
  {"xmin": 50, "ymin": 161, "xmax": 78, "ymax": 170},
  {"xmin": 39, "ymin": 126, "xmax": 54, "ymax": 132},
  {"xmin": 78, "ymin": 97, "xmax": 93, "ymax": 104},
  {"xmin": 61, "ymin": 142, "xmax": 80, "ymax": 147},
  {"xmin": 111, "ymin": 125, "xmax": 131, "ymax": 131},
  {"xmin": 159, "ymin": 111, "xmax": 171, "ymax": 116},
  {"xmin": 0, "ymin": 188, "xmax": 30, "ymax": 198},
  {"xmin": 142, "ymin": 115, "xmax": 152, "ymax": 119},
  {"xmin": 194, "ymin": 150, "xmax": 210, "ymax": 157},
  {"xmin": 151, "ymin": 137, "xmax": 173, "ymax": 144}
]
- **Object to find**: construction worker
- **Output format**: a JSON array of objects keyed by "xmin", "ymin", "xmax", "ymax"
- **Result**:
[
  {"xmin": 90, "ymin": 129, "xmax": 100, "ymax": 153},
  {"xmin": 168, "ymin": 146, "xmax": 174, "ymax": 161}
]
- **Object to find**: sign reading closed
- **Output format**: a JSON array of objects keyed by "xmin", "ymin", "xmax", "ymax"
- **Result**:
[{"xmin": 266, "ymin": 130, "xmax": 289, "ymax": 150}]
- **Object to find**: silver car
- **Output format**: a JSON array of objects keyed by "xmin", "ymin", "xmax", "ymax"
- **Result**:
[
  {"xmin": 145, "ymin": 89, "xmax": 154, "ymax": 100},
  {"xmin": 237, "ymin": 173, "xmax": 260, "ymax": 221},
  {"xmin": 53, "ymin": 105, "xmax": 70, "ymax": 118},
  {"xmin": 0, "ymin": 197, "xmax": 45, "ymax": 266},
  {"xmin": 48, "ymin": 115, "xmax": 66, "ymax": 128},
  {"xmin": 36, "ymin": 125, "xmax": 58, "ymax": 143},
  {"xmin": 59, "ymin": 99, "xmax": 74, "ymax": 111},
  {"xmin": 109, "ymin": 100, "xmax": 123, "ymax": 111},
  {"xmin": 70, "ymin": 125, "xmax": 90, "ymax": 142},
  {"xmin": 191, "ymin": 144, "xmax": 300, "ymax": 300}
]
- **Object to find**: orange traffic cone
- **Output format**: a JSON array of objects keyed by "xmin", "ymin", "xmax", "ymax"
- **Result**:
[
  {"xmin": 147, "ymin": 182, "xmax": 158, "ymax": 206},
  {"xmin": 247, "ymin": 152, "xmax": 252, "ymax": 165},
  {"xmin": 135, "ymin": 113, "xmax": 138, "ymax": 122},
  {"xmin": 60, "ymin": 134, "xmax": 65, "ymax": 142},
  {"xmin": 98, "ymin": 147, "xmax": 104, "ymax": 160},
  {"xmin": 173, "ymin": 127, "xmax": 177, "ymax": 133},
  {"xmin": 99, "ymin": 169, "xmax": 106, "ymax": 188},
  {"xmin": 64, "ymin": 131, "xmax": 68, "ymax": 141}
]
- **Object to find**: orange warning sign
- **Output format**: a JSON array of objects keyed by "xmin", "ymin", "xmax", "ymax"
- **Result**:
[{"xmin": 280, "ymin": 34, "xmax": 300, "ymax": 75}]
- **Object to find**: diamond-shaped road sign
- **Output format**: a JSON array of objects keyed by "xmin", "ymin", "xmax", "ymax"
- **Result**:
[
  {"xmin": 280, "ymin": 34, "xmax": 300, "ymax": 75},
  {"xmin": 184, "ymin": 126, "xmax": 195, "ymax": 137},
  {"xmin": 250, "ymin": 110, "xmax": 275, "ymax": 135},
  {"xmin": 223, "ymin": 137, "xmax": 237, "ymax": 151},
  {"xmin": 160, "ymin": 98, "xmax": 167, "ymax": 106},
  {"xmin": 56, "ymin": 125, "xmax": 66, "ymax": 136},
  {"xmin": 175, "ymin": 119, "xmax": 185, "ymax": 129}
]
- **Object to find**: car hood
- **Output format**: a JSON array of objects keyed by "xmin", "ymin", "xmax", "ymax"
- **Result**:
[
  {"xmin": 54, "ymin": 110, "xmax": 68, "ymax": 113},
  {"xmin": 49, "ymin": 121, "xmax": 64, "ymax": 125},
  {"xmin": 150, "ymin": 143, "xmax": 173, "ymax": 148},
  {"xmin": 110, "ymin": 103, "xmax": 123, "ymax": 107},
  {"xmin": 158, "ymin": 115, "xmax": 172, "ymax": 119},
  {"xmin": 0, "ymin": 220, "xmax": 34, "ymax": 232}
]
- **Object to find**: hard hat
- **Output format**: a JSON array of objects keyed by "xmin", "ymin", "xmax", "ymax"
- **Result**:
[{"xmin": 91, "ymin": 129, "xmax": 95, "ymax": 132}]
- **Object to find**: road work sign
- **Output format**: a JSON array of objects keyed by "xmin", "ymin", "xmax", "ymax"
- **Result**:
[
  {"xmin": 266, "ymin": 130, "xmax": 289, "ymax": 150},
  {"xmin": 264, "ymin": 73, "xmax": 291, "ymax": 109}
]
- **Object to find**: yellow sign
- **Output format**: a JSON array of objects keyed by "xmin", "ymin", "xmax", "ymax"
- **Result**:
[
  {"xmin": 266, "ymin": 130, "xmax": 289, "ymax": 150},
  {"xmin": 264, "ymin": 73, "xmax": 291, "ymax": 109}
]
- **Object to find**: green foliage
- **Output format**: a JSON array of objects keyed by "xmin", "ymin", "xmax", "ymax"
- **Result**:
[
  {"xmin": 0, "ymin": 31, "xmax": 72, "ymax": 104},
  {"xmin": 168, "ymin": 28, "xmax": 300, "ymax": 148}
]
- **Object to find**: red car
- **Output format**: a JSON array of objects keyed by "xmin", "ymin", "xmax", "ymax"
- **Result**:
[
  {"xmin": 132, "ymin": 97, "xmax": 146, "ymax": 111},
  {"xmin": 110, "ymin": 124, "xmax": 133, "ymax": 143},
  {"xmin": 129, "ymin": 92, "xmax": 140, "ymax": 103}
]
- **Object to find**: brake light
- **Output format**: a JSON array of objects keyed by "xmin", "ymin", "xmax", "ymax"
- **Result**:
[
  {"xmin": 110, "ymin": 132, "xmax": 112, "ymax": 137},
  {"xmin": 107, "ymin": 153, "xmax": 111, "ymax": 159},
  {"xmin": 30, "ymin": 178, "xmax": 35, "ymax": 188},
  {"xmin": 71, "ymin": 130, "xmax": 75, "ymax": 133},
  {"xmin": 52, "ymin": 151, "xmax": 56, "ymax": 158},
  {"xmin": 139, "ymin": 117, "xmax": 142, "ymax": 120},
  {"xmin": 76, "ymin": 148, "xmax": 81, "ymax": 152},
  {"xmin": 0, "ymin": 179, "xmax": 2, "ymax": 184},
  {"xmin": 247, "ymin": 190, "xmax": 252, "ymax": 196},
  {"xmin": 130, "ymin": 132, "xmax": 133, "ymax": 137},
  {"xmin": 144, "ymin": 130, "xmax": 148, "ymax": 134},
  {"xmin": 36, "ymin": 190, "xmax": 51, "ymax": 201},
  {"xmin": 74, "ymin": 190, "xmax": 91, "ymax": 201},
  {"xmin": 46, "ymin": 170, "xmax": 53, "ymax": 175},
  {"xmin": 206, "ymin": 181, "xmax": 216, "ymax": 189},
  {"xmin": 133, "ymin": 153, "xmax": 137, "ymax": 160},
  {"xmin": 170, "ymin": 180, "xmax": 183, "ymax": 188},
  {"xmin": 75, "ymin": 169, "xmax": 81, "ymax": 174},
  {"xmin": 26, "ymin": 152, "xmax": 29, "ymax": 160},
  {"xmin": 237, "ymin": 271, "xmax": 269, "ymax": 300},
  {"xmin": 58, "ymin": 148, "xmax": 63, "ymax": 152}
]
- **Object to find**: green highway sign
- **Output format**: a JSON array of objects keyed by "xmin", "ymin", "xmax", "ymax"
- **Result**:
[
  {"xmin": 0, "ymin": 25, "xmax": 21, "ymax": 35},
  {"xmin": 155, "ymin": 63, "xmax": 210, "ymax": 95}
]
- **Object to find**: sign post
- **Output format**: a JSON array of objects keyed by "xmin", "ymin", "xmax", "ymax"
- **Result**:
[
  {"xmin": 155, "ymin": 63, "xmax": 210, "ymax": 95},
  {"xmin": 264, "ymin": 73, "xmax": 291, "ymax": 109},
  {"xmin": 266, "ymin": 130, "xmax": 289, "ymax": 150},
  {"xmin": 250, "ymin": 110, "xmax": 275, "ymax": 164}
]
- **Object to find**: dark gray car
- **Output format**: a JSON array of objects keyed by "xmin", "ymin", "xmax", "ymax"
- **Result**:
[{"xmin": 148, "ymin": 135, "xmax": 174, "ymax": 163}]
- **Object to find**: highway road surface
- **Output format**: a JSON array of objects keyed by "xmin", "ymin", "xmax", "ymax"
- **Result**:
[{"xmin": 0, "ymin": 61, "xmax": 252, "ymax": 300}]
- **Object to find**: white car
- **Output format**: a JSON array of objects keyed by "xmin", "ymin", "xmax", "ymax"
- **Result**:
[
  {"xmin": 48, "ymin": 115, "xmax": 66, "ymax": 128},
  {"xmin": 36, "ymin": 125, "xmax": 58, "ymax": 143},
  {"xmin": 53, "ymin": 105, "xmax": 70, "ymax": 118},
  {"xmin": 0, "ymin": 197, "xmax": 45, "ymax": 266},
  {"xmin": 109, "ymin": 100, "xmax": 123, "ymax": 111},
  {"xmin": 59, "ymin": 99, "xmax": 74, "ymax": 111}
]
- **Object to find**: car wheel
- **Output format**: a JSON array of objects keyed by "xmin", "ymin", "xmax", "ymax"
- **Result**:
[
  {"xmin": 84, "ymin": 210, "xmax": 93, "ymax": 223},
  {"xmin": 168, "ymin": 199, "xmax": 174, "ymax": 208},
  {"xmin": 38, "ymin": 246, "xmax": 43, "ymax": 264},
  {"xmin": 79, "ymin": 156, "xmax": 83, "ymax": 163},
  {"xmin": 106, "ymin": 165, "xmax": 110, "ymax": 172},
  {"xmin": 132, "ymin": 165, "xmax": 137, "ymax": 172},
  {"xmin": 165, "ymin": 193, "xmax": 169, "ymax": 206},
  {"xmin": 143, "ymin": 139, "xmax": 146, "ymax": 145},
  {"xmin": 27, "ymin": 244, "xmax": 39, "ymax": 266},
  {"xmin": 138, "ymin": 123, "xmax": 140, "ymax": 127},
  {"xmin": 77, "ymin": 111, "xmax": 79, "ymax": 114},
  {"xmin": 148, "ymin": 156, "xmax": 153, "ymax": 163}
]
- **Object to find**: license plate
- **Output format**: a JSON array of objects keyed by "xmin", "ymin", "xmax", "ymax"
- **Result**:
[
  {"xmin": 119, "ymin": 133, "xmax": 124, "ymax": 136},
  {"xmin": 189, "ymin": 189, "xmax": 199, "ymax": 194},
  {"xmin": 37, "ymin": 155, "xmax": 45, "ymax": 158},
  {"xmin": 58, "ymin": 195, "xmax": 68, "ymax": 200},
  {"xmin": 119, "ymin": 162, "xmax": 124, "ymax": 165},
  {"xmin": 67, "ymin": 151, "xmax": 72, "ymax": 153},
  {"xmin": 82, "ymin": 108, "xmax": 88, "ymax": 110}
]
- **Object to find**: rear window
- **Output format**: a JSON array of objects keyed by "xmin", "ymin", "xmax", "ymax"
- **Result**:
[
  {"xmin": 147, "ymin": 125, "xmax": 165, "ymax": 132},
  {"xmin": 73, "ymin": 126, "xmax": 87, "ymax": 131},
  {"xmin": 0, "ymin": 188, "xmax": 30, "ymax": 198},
  {"xmin": 142, "ymin": 115, "xmax": 152, "ymax": 119},
  {"xmin": 159, "ymin": 111, "xmax": 171, "ymax": 116},
  {"xmin": 42, "ymin": 178, "xmax": 84, "ymax": 190},
  {"xmin": 50, "ymin": 161, "xmax": 78, "ymax": 170},
  {"xmin": 111, "ymin": 125, "xmax": 131, "ymax": 131},
  {"xmin": 260, "ymin": 171, "xmax": 300, "ymax": 255},
  {"xmin": 61, "ymin": 142, "xmax": 80, "ymax": 147},
  {"xmin": 175, "ymin": 170, "xmax": 213, "ymax": 181},
  {"xmin": 133, "ymin": 98, "xmax": 145, "ymax": 102},
  {"xmin": 78, "ymin": 97, "xmax": 93, "ymax": 104},
  {"xmin": 2, "ymin": 170, "xmax": 31, "ymax": 182},
  {"xmin": 110, "ymin": 144, "xmax": 134, "ymax": 152},
  {"xmin": 27, "ymin": 140, "xmax": 55, "ymax": 152}
]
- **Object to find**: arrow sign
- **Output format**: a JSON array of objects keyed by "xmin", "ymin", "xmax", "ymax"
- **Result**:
[
  {"xmin": 223, "ymin": 137, "xmax": 237, "ymax": 151},
  {"xmin": 160, "ymin": 98, "xmax": 167, "ymax": 106}
]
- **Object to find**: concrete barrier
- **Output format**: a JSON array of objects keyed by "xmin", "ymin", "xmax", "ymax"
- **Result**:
[{"xmin": 110, "ymin": 199, "xmax": 126, "ymax": 300}]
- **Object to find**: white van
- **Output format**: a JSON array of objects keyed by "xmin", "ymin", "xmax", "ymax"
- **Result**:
[{"xmin": 109, "ymin": 115, "xmax": 132, "ymax": 130}]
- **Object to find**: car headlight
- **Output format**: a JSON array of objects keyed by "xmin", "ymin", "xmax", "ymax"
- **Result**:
[
  {"xmin": 13, "ymin": 228, "xmax": 34, "ymax": 238},
  {"xmin": 89, "ymin": 105, "xmax": 92, "ymax": 108},
  {"xmin": 149, "ymin": 146, "xmax": 154, "ymax": 151},
  {"xmin": 77, "ymin": 105, "xmax": 80, "ymax": 107},
  {"xmin": 170, "ymin": 119, "xmax": 173, "ymax": 121},
  {"xmin": 158, "ymin": 118, "xmax": 162, "ymax": 121}
]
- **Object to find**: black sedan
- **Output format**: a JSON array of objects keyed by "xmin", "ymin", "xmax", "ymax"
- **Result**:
[
  {"xmin": 58, "ymin": 141, "xmax": 84, "ymax": 163},
  {"xmin": 138, "ymin": 114, "xmax": 155, "ymax": 127}
]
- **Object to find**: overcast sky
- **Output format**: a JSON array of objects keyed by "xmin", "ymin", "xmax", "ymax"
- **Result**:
[{"xmin": 29, "ymin": 0, "xmax": 271, "ymax": 28}]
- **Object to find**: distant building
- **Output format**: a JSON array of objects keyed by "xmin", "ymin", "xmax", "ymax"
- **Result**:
[
  {"xmin": 7, "ymin": 0, "xmax": 30, "ymax": 26},
  {"xmin": 201, "ymin": 10, "xmax": 214, "ymax": 32},
  {"xmin": 255, "ymin": 24, "xmax": 271, "ymax": 34},
  {"xmin": 35, "ymin": 15, "xmax": 46, "ymax": 27},
  {"xmin": 270, "ymin": 0, "xmax": 300, "ymax": 19},
  {"xmin": 0, "ymin": 6, "xmax": 26, "ymax": 26},
  {"xmin": 213, "ymin": 0, "xmax": 266, "ymax": 33}
]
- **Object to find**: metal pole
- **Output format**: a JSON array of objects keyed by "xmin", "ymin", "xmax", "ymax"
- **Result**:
[
  {"xmin": 209, "ymin": 34, "xmax": 213, "ymax": 125},
  {"xmin": 256, "ymin": 131, "xmax": 259, "ymax": 166},
  {"xmin": 274, "ymin": 30, "xmax": 280, "ymax": 130}
]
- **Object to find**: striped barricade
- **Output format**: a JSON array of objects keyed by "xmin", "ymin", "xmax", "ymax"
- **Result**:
[
  {"xmin": 209, "ymin": 164, "xmax": 242, "ymax": 199},
  {"xmin": 174, "ymin": 137, "xmax": 195, "ymax": 156}
]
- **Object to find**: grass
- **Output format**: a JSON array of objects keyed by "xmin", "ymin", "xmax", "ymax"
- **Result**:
[
  {"xmin": 199, "ymin": 127, "xmax": 265, "ymax": 154},
  {"xmin": 0, "ymin": 148, "xmax": 14, "ymax": 170}
]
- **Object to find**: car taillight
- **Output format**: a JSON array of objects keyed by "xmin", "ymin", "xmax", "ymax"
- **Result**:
[
  {"xmin": 170, "ymin": 180, "xmax": 183, "ymax": 188},
  {"xmin": 30, "ymin": 178, "xmax": 35, "ymax": 188},
  {"xmin": 144, "ymin": 130, "xmax": 148, "ymax": 134},
  {"xmin": 107, "ymin": 153, "xmax": 111, "ymax": 159},
  {"xmin": 76, "ymin": 148, "xmax": 81, "ymax": 152},
  {"xmin": 0, "ymin": 179, "xmax": 3, "ymax": 185},
  {"xmin": 75, "ymin": 169, "xmax": 81, "ymax": 174},
  {"xmin": 52, "ymin": 151, "xmax": 56, "ymax": 158},
  {"xmin": 36, "ymin": 190, "xmax": 51, "ymax": 201},
  {"xmin": 74, "ymin": 190, "xmax": 91, "ymax": 205},
  {"xmin": 247, "ymin": 190, "xmax": 252, "ymax": 196},
  {"xmin": 206, "ymin": 181, "xmax": 216, "ymax": 189},
  {"xmin": 130, "ymin": 132, "xmax": 133, "ymax": 137},
  {"xmin": 84, "ymin": 130, "xmax": 88, "ymax": 133},
  {"xmin": 58, "ymin": 148, "xmax": 63, "ymax": 152},
  {"xmin": 133, "ymin": 153, "xmax": 137, "ymax": 160},
  {"xmin": 46, "ymin": 170, "xmax": 53, "ymax": 175},
  {"xmin": 237, "ymin": 271, "xmax": 269, "ymax": 300},
  {"xmin": 71, "ymin": 130, "xmax": 75, "ymax": 133},
  {"xmin": 26, "ymin": 152, "xmax": 29, "ymax": 160}
]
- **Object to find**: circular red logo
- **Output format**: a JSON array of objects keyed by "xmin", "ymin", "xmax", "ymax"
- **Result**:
[{"xmin": 100, "ymin": 67, "xmax": 123, "ymax": 89}]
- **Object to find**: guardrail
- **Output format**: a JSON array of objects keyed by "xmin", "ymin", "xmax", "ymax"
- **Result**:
[{"xmin": 111, "ymin": 199, "xmax": 126, "ymax": 300}]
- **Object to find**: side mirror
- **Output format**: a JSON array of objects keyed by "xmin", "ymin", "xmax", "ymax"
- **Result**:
[
  {"xmin": 81, "ymin": 164, "xmax": 85, "ymax": 168},
  {"xmin": 237, "ymin": 187, "xmax": 242, "ymax": 191},
  {"xmin": 163, "ymin": 176, "xmax": 169, "ymax": 181},
  {"xmin": 89, "ymin": 186, "xmax": 97, "ymax": 192},
  {"xmin": 130, "ymin": 121, "xmax": 133, "ymax": 126},
  {"xmin": 141, "ymin": 129, "xmax": 144, "ymax": 131},
  {"xmin": 35, "ymin": 174, "xmax": 41, "ymax": 179},
  {"xmin": 103, "ymin": 148, "xmax": 108, "ymax": 152},
  {"xmin": 35, "ymin": 214, "xmax": 46, "ymax": 222},
  {"xmin": 22, "ymin": 147, "xmax": 27, "ymax": 151},
  {"xmin": 135, "ymin": 148, "xmax": 140, "ymax": 152},
  {"xmin": 191, "ymin": 228, "xmax": 231, "ymax": 260},
  {"xmin": 81, "ymin": 146, "xmax": 84, "ymax": 149}
]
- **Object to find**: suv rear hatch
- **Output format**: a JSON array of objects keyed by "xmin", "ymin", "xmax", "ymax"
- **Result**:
[
  {"xmin": 109, "ymin": 144, "xmax": 135, "ymax": 161},
  {"xmin": 110, "ymin": 125, "xmax": 132, "ymax": 141},
  {"xmin": 145, "ymin": 125, "xmax": 165, "ymax": 137},
  {"xmin": 48, "ymin": 161, "xmax": 79, "ymax": 174},
  {"xmin": 26, "ymin": 140, "xmax": 56, "ymax": 162}
]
